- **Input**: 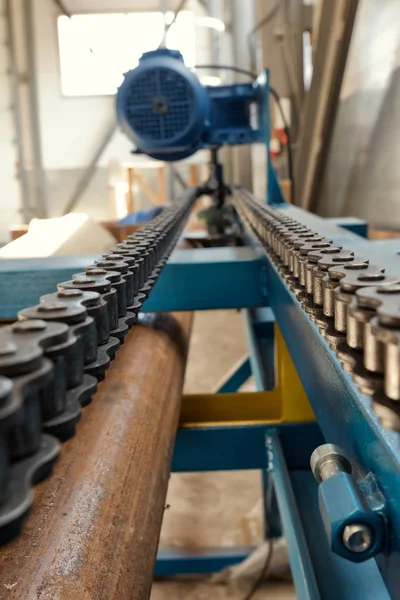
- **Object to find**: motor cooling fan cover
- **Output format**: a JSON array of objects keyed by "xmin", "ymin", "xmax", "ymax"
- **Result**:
[{"xmin": 116, "ymin": 50, "xmax": 210, "ymax": 161}]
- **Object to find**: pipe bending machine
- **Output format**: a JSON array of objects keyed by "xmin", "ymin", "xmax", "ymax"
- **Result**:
[{"xmin": 0, "ymin": 49, "xmax": 400, "ymax": 600}]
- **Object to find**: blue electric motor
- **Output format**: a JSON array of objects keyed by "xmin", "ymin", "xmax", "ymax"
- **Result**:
[{"xmin": 116, "ymin": 49, "xmax": 261, "ymax": 161}]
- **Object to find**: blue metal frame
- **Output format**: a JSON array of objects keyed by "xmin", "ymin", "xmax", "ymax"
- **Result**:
[
  {"xmin": 325, "ymin": 216, "xmax": 368, "ymax": 238},
  {"xmin": 243, "ymin": 307, "xmax": 275, "ymax": 390},
  {"xmin": 4, "ymin": 199, "xmax": 399, "ymax": 597},
  {"xmin": 155, "ymin": 546, "xmax": 255, "ymax": 576},
  {"xmin": 0, "ymin": 255, "xmax": 99, "ymax": 319},
  {"xmin": 266, "ymin": 433, "xmax": 320, "ymax": 600},
  {"xmin": 143, "ymin": 247, "xmax": 268, "ymax": 312},
  {"xmin": 153, "ymin": 213, "xmax": 400, "ymax": 596},
  {"xmin": 172, "ymin": 423, "xmax": 323, "ymax": 472},
  {"xmin": 158, "ymin": 423, "xmax": 323, "ymax": 579},
  {"xmin": 216, "ymin": 357, "xmax": 252, "ymax": 393},
  {"xmin": 0, "ymin": 248, "xmax": 268, "ymax": 319},
  {"xmin": 255, "ymin": 70, "xmax": 287, "ymax": 206},
  {"xmin": 292, "ymin": 471, "xmax": 390, "ymax": 600}
]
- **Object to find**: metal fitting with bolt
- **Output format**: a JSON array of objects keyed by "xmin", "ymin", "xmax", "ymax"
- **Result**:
[{"xmin": 310, "ymin": 444, "xmax": 385, "ymax": 562}]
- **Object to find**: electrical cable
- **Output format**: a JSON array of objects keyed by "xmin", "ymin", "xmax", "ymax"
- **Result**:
[
  {"xmin": 249, "ymin": 0, "xmax": 280, "ymax": 37},
  {"xmin": 193, "ymin": 64, "xmax": 258, "ymax": 80},
  {"xmin": 240, "ymin": 540, "xmax": 274, "ymax": 600},
  {"xmin": 53, "ymin": 0, "xmax": 72, "ymax": 18},
  {"xmin": 247, "ymin": 0, "xmax": 302, "ymax": 124},
  {"xmin": 248, "ymin": 0, "xmax": 280, "ymax": 72}
]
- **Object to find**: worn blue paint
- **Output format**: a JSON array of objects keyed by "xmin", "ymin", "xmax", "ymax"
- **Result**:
[
  {"xmin": 143, "ymin": 247, "xmax": 268, "ymax": 312},
  {"xmin": 291, "ymin": 470, "xmax": 391, "ymax": 600},
  {"xmin": 325, "ymin": 217, "xmax": 368, "ymax": 238},
  {"xmin": 216, "ymin": 357, "xmax": 252, "ymax": 393},
  {"xmin": 264, "ymin": 251, "xmax": 400, "ymax": 597},
  {"xmin": 0, "ymin": 255, "xmax": 99, "ymax": 319},
  {"xmin": 172, "ymin": 423, "xmax": 323, "ymax": 472},
  {"xmin": 0, "ymin": 247, "xmax": 268, "ymax": 319},
  {"xmin": 155, "ymin": 546, "xmax": 255, "ymax": 575},
  {"xmin": 243, "ymin": 307, "xmax": 275, "ymax": 391},
  {"xmin": 266, "ymin": 432, "xmax": 320, "ymax": 600}
]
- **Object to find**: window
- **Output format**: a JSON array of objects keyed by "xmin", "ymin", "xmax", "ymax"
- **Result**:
[{"xmin": 57, "ymin": 12, "xmax": 197, "ymax": 97}]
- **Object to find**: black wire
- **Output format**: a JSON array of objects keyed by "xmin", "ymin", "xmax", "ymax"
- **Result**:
[
  {"xmin": 249, "ymin": 0, "xmax": 280, "ymax": 37},
  {"xmin": 240, "ymin": 540, "xmax": 274, "ymax": 600},
  {"xmin": 194, "ymin": 64, "xmax": 258, "ymax": 80},
  {"xmin": 157, "ymin": 0, "xmax": 187, "ymax": 49},
  {"xmin": 53, "ymin": 0, "xmax": 72, "ymax": 18},
  {"xmin": 248, "ymin": 0, "xmax": 280, "ymax": 72}
]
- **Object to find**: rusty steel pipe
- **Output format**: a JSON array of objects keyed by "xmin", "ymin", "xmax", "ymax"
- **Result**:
[{"xmin": 0, "ymin": 312, "xmax": 193, "ymax": 600}]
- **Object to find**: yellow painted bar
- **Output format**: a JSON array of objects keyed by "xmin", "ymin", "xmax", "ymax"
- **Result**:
[
  {"xmin": 275, "ymin": 326, "xmax": 315, "ymax": 423},
  {"xmin": 180, "ymin": 326, "xmax": 315, "ymax": 427},
  {"xmin": 180, "ymin": 390, "xmax": 281, "ymax": 427}
]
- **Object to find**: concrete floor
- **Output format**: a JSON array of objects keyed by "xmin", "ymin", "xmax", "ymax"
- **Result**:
[{"xmin": 151, "ymin": 310, "xmax": 296, "ymax": 599}]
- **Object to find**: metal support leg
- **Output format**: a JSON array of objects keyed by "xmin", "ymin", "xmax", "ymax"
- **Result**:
[
  {"xmin": 262, "ymin": 470, "xmax": 282, "ymax": 539},
  {"xmin": 266, "ymin": 432, "xmax": 321, "ymax": 600},
  {"xmin": 216, "ymin": 356, "xmax": 252, "ymax": 393},
  {"xmin": 243, "ymin": 307, "xmax": 275, "ymax": 391}
]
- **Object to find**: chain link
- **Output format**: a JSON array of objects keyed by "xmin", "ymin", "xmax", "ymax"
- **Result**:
[
  {"xmin": 0, "ymin": 188, "xmax": 198, "ymax": 544},
  {"xmin": 233, "ymin": 188, "xmax": 400, "ymax": 435}
]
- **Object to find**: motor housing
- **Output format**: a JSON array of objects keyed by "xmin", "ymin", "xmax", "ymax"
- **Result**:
[{"xmin": 116, "ymin": 49, "xmax": 259, "ymax": 161}]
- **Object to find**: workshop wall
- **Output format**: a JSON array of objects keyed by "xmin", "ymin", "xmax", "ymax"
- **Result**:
[
  {"xmin": 318, "ymin": 0, "xmax": 400, "ymax": 228},
  {"xmin": 0, "ymin": 0, "xmax": 213, "ymax": 244},
  {"xmin": 0, "ymin": 1, "xmax": 23, "ymax": 243}
]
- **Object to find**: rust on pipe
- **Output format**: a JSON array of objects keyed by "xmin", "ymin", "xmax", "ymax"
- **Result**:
[{"xmin": 0, "ymin": 311, "xmax": 193, "ymax": 600}]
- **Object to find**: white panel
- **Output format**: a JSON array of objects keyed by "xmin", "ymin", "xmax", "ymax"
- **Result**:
[{"xmin": 32, "ymin": 0, "xmax": 211, "ymax": 170}]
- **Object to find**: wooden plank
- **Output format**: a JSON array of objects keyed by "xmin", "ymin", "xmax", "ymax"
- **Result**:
[
  {"xmin": 133, "ymin": 170, "xmax": 159, "ymax": 206},
  {"xmin": 189, "ymin": 164, "xmax": 199, "ymax": 187},
  {"xmin": 157, "ymin": 166, "xmax": 166, "ymax": 204},
  {"xmin": 0, "ymin": 312, "xmax": 193, "ymax": 600},
  {"xmin": 127, "ymin": 167, "xmax": 135, "ymax": 213}
]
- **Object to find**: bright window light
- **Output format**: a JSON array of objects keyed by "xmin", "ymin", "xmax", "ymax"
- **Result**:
[{"xmin": 57, "ymin": 11, "xmax": 197, "ymax": 97}]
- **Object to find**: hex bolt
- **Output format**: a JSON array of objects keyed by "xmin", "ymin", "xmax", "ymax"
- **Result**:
[
  {"xmin": 310, "ymin": 444, "xmax": 352, "ymax": 483},
  {"xmin": 342, "ymin": 523, "xmax": 373, "ymax": 553},
  {"xmin": 311, "ymin": 444, "xmax": 375, "ymax": 555}
]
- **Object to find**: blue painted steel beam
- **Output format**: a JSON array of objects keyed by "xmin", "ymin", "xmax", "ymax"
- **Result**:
[
  {"xmin": 216, "ymin": 357, "xmax": 252, "ymax": 393},
  {"xmin": 0, "ymin": 255, "xmax": 99, "ymax": 319},
  {"xmin": 155, "ymin": 546, "xmax": 255, "ymax": 575},
  {"xmin": 172, "ymin": 423, "xmax": 323, "ymax": 472},
  {"xmin": 264, "ymin": 246, "xmax": 400, "ymax": 597},
  {"xmin": 266, "ymin": 433, "xmax": 320, "ymax": 600},
  {"xmin": 325, "ymin": 217, "xmax": 368, "ymax": 238},
  {"xmin": 143, "ymin": 247, "xmax": 268, "ymax": 311},
  {"xmin": 243, "ymin": 307, "xmax": 275, "ymax": 391},
  {"xmin": 0, "ymin": 247, "xmax": 268, "ymax": 319},
  {"xmin": 291, "ymin": 470, "xmax": 390, "ymax": 600}
]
